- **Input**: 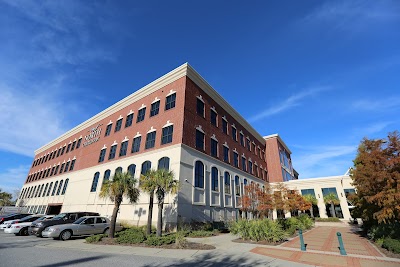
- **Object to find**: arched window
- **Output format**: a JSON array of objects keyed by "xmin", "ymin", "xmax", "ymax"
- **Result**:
[
  {"xmin": 115, "ymin": 167, "xmax": 123, "ymax": 174},
  {"xmin": 56, "ymin": 180, "xmax": 64, "ymax": 195},
  {"xmin": 194, "ymin": 161, "xmax": 204, "ymax": 188},
  {"xmin": 244, "ymin": 178, "xmax": 248, "ymax": 185},
  {"xmin": 61, "ymin": 179, "xmax": 69, "ymax": 195},
  {"xmin": 235, "ymin": 176, "xmax": 240, "ymax": 196},
  {"xmin": 42, "ymin": 183, "xmax": 49, "ymax": 197},
  {"xmin": 127, "ymin": 164, "xmax": 136, "ymax": 177},
  {"xmin": 47, "ymin": 182, "xmax": 53, "ymax": 196},
  {"xmin": 90, "ymin": 172, "xmax": 100, "ymax": 192},
  {"xmin": 211, "ymin": 167, "xmax": 219, "ymax": 192},
  {"xmin": 224, "ymin": 172, "xmax": 231, "ymax": 194},
  {"xmin": 103, "ymin": 169, "xmax": 111, "ymax": 182},
  {"xmin": 51, "ymin": 181, "xmax": 58, "ymax": 196},
  {"xmin": 158, "ymin": 157, "xmax": 170, "ymax": 170},
  {"xmin": 141, "ymin": 161, "xmax": 152, "ymax": 175}
]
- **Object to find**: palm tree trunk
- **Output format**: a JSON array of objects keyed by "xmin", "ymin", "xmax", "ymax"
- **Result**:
[
  {"xmin": 147, "ymin": 191, "xmax": 154, "ymax": 235},
  {"xmin": 157, "ymin": 201, "xmax": 164, "ymax": 237},
  {"xmin": 110, "ymin": 199, "xmax": 121, "ymax": 238},
  {"xmin": 330, "ymin": 203, "xmax": 336, "ymax": 218}
]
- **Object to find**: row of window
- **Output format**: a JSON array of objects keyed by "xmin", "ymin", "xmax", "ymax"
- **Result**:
[
  {"xmin": 90, "ymin": 157, "xmax": 170, "ymax": 192},
  {"xmin": 25, "ymin": 205, "xmax": 47, "ymax": 214},
  {"xmin": 32, "ymin": 138, "xmax": 82, "ymax": 168},
  {"xmin": 20, "ymin": 179, "xmax": 69, "ymax": 199},
  {"xmin": 195, "ymin": 129, "xmax": 268, "ymax": 181},
  {"xmin": 26, "ymin": 159, "xmax": 76, "ymax": 183},
  {"xmin": 196, "ymin": 96, "xmax": 265, "ymax": 161},
  {"xmin": 104, "ymin": 93, "xmax": 176, "ymax": 137},
  {"xmin": 98, "ymin": 125, "xmax": 174, "ymax": 163}
]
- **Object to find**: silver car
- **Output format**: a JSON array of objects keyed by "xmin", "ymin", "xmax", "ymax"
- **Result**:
[{"xmin": 41, "ymin": 216, "xmax": 122, "ymax": 241}]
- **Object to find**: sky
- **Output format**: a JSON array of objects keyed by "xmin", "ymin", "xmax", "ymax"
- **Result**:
[{"xmin": 0, "ymin": 0, "xmax": 399, "ymax": 195}]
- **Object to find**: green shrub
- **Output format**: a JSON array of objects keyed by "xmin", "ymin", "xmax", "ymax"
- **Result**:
[
  {"xmin": 175, "ymin": 231, "xmax": 188, "ymax": 248},
  {"xmin": 315, "ymin": 217, "xmax": 340, "ymax": 222},
  {"xmin": 85, "ymin": 234, "xmax": 106, "ymax": 243},
  {"xmin": 116, "ymin": 228, "xmax": 146, "ymax": 244},
  {"xmin": 298, "ymin": 214, "xmax": 314, "ymax": 230},
  {"xmin": 187, "ymin": 230, "xmax": 217, "ymax": 238},
  {"xmin": 230, "ymin": 219, "xmax": 287, "ymax": 243},
  {"xmin": 145, "ymin": 234, "xmax": 176, "ymax": 246},
  {"xmin": 382, "ymin": 238, "xmax": 400, "ymax": 254},
  {"xmin": 367, "ymin": 223, "xmax": 400, "ymax": 240}
]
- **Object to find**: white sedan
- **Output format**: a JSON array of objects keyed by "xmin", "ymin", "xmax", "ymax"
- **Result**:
[{"xmin": 4, "ymin": 215, "xmax": 53, "ymax": 235}]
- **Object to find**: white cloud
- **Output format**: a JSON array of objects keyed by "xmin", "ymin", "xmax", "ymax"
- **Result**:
[
  {"xmin": 0, "ymin": 165, "xmax": 30, "ymax": 194},
  {"xmin": 356, "ymin": 121, "xmax": 394, "ymax": 136},
  {"xmin": 352, "ymin": 98, "xmax": 400, "ymax": 112},
  {"xmin": 249, "ymin": 86, "xmax": 329, "ymax": 122}
]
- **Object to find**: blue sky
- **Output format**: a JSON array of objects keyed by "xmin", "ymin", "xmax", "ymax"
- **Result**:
[{"xmin": 1, "ymin": 0, "xmax": 399, "ymax": 195}]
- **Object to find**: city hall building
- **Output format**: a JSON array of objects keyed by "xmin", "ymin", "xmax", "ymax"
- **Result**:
[{"xmin": 16, "ymin": 63, "xmax": 355, "ymax": 226}]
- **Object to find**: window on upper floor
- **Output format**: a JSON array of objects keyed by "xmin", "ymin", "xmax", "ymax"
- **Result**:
[
  {"xmin": 98, "ymin": 148, "xmax": 106, "ymax": 163},
  {"xmin": 64, "ymin": 161, "xmax": 70, "ymax": 173},
  {"xmin": 224, "ymin": 172, "xmax": 231, "ymax": 194},
  {"xmin": 242, "ymin": 157, "xmax": 247, "ymax": 172},
  {"xmin": 222, "ymin": 119, "xmax": 228, "ymax": 135},
  {"xmin": 50, "ymin": 166, "xmax": 55, "ymax": 176},
  {"xmin": 150, "ymin": 101, "xmax": 160, "ymax": 117},
  {"xmin": 210, "ymin": 110, "xmax": 217, "ymax": 127},
  {"xmin": 195, "ymin": 130, "xmax": 205, "ymax": 150},
  {"xmin": 161, "ymin": 125, "xmax": 173, "ymax": 145},
  {"xmin": 66, "ymin": 143, "xmax": 71, "ymax": 153},
  {"xmin": 109, "ymin": 144, "xmax": 117, "ymax": 160},
  {"xmin": 61, "ymin": 179, "xmax": 69, "ymax": 195},
  {"xmin": 71, "ymin": 140, "xmax": 76, "ymax": 151},
  {"xmin": 158, "ymin": 157, "xmax": 170, "ymax": 170},
  {"xmin": 145, "ymin": 131, "xmax": 156, "ymax": 149},
  {"xmin": 69, "ymin": 159, "xmax": 76, "ymax": 171},
  {"xmin": 252, "ymin": 143, "xmax": 256, "ymax": 153},
  {"xmin": 131, "ymin": 136, "xmax": 141, "ymax": 153},
  {"xmin": 246, "ymin": 138, "xmax": 251, "ymax": 151},
  {"xmin": 61, "ymin": 146, "xmax": 66, "ymax": 155},
  {"xmin": 210, "ymin": 138, "xmax": 218, "ymax": 158},
  {"xmin": 119, "ymin": 140, "xmax": 128, "ymax": 157},
  {"xmin": 60, "ymin": 163, "xmax": 65, "ymax": 174},
  {"xmin": 125, "ymin": 113, "xmax": 134, "ymax": 128},
  {"xmin": 103, "ymin": 170, "xmax": 111, "ymax": 182},
  {"xmin": 255, "ymin": 165, "xmax": 259, "ymax": 177},
  {"xmin": 56, "ymin": 180, "xmax": 63, "ymax": 195},
  {"xmin": 137, "ymin": 107, "xmax": 146, "ymax": 122},
  {"xmin": 223, "ymin": 146, "xmax": 229, "ymax": 163},
  {"xmin": 194, "ymin": 161, "xmax": 204, "ymax": 189},
  {"xmin": 165, "ymin": 93, "xmax": 176, "ymax": 110},
  {"xmin": 52, "ymin": 151, "xmax": 56, "ymax": 159},
  {"xmin": 233, "ymin": 152, "xmax": 239, "ymax": 168},
  {"xmin": 232, "ymin": 127, "xmax": 237, "ymax": 142},
  {"xmin": 211, "ymin": 167, "xmax": 219, "ymax": 192},
  {"xmin": 46, "ymin": 182, "xmax": 53, "ymax": 197},
  {"xmin": 76, "ymin": 138, "xmax": 82, "ymax": 149},
  {"xmin": 196, "ymin": 98, "xmax": 204, "ymax": 117},
  {"xmin": 115, "ymin": 167, "xmax": 122, "ymax": 175},
  {"xmin": 248, "ymin": 160, "xmax": 253, "ymax": 174},
  {"xmin": 115, "ymin": 118, "xmax": 123, "ymax": 132},
  {"xmin": 105, "ymin": 124, "xmax": 112, "ymax": 136},
  {"xmin": 141, "ymin": 161, "xmax": 152, "ymax": 175},
  {"xmin": 127, "ymin": 164, "xmax": 136, "ymax": 176},
  {"xmin": 52, "ymin": 181, "xmax": 59, "ymax": 196},
  {"xmin": 235, "ymin": 176, "xmax": 240, "ymax": 196},
  {"xmin": 90, "ymin": 173, "xmax": 100, "ymax": 192}
]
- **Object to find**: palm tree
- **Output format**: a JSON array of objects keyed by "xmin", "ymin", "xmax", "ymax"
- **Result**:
[
  {"xmin": 303, "ymin": 194, "xmax": 318, "ymax": 218},
  {"xmin": 99, "ymin": 171, "xmax": 140, "ymax": 238},
  {"xmin": 154, "ymin": 169, "xmax": 179, "ymax": 237},
  {"xmin": 139, "ymin": 169, "xmax": 158, "ymax": 235},
  {"xmin": 323, "ymin": 193, "xmax": 340, "ymax": 218}
]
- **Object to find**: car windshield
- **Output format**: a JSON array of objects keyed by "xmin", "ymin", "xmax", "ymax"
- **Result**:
[
  {"xmin": 52, "ymin": 213, "xmax": 67, "ymax": 220},
  {"xmin": 19, "ymin": 215, "xmax": 35, "ymax": 222},
  {"xmin": 72, "ymin": 217, "xmax": 86, "ymax": 224}
]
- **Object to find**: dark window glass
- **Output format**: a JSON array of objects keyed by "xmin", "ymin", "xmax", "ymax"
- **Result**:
[
  {"xmin": 90, "ymin": 173, "xmax": 100, "ymax": 192},
  {"xmin": 131, "ymin": 136, "xmax": 141, "ymax": 153},
  {"xmin": 69, "ymin": 159, "xmax": 76, "ymax": 171},
  {"xmin": 115, "ymin": 167, "xmax": 122, "ymax": 174},
  {"xmin": 194, "ymin": 161, "xmax": 204, "ymax": 188},
  {"xmin": 301, "ymin": 189, "xmax": 316, "ymax": 197},
  {"xmin": 195, "ymin": 130, "xmax": 204, "ymax": 150},
  {"xmin": 103, "ymin": 170, "xmax": 111, "ymax": 182},
  {"xmin": 246, "ymin": 139, "xmax": 251, "ymax": 151},
  {"xmin": 125, "ymin": 113, "xmax": 133, "ymax": 128},
  {"xmin": 161, "ymin": 125, "xmax": 173, "ymax": 145},
  {"xmin": 233, "ymin": 152, "xmax": 239, "ymax": 167},
  {"xmin": 248, "ymin": 161, "xmax": 253, "ymax": 174},
  {"xmin": 145, "ymin": 131, "xmax": 156, "ymax": 149},
  {"xmin": 196, "ymin": 98, "xmax": 204, "ymax": 117},
  {"xmin": 76, "ymin": 138, "xmax": 82, "ymax": 149},
  {"xmin": 211, "ymin": 110, "xmax": 217, "ymax": 126},
  {"xmin": 223, "ymin": 146, "xmax": 229, "ymax": 163},
  {"xmin": 61, "ymin": 179, "xmax": 69, "ymax": 195},
  {"xmin": 137, "ymin": 108, "xmax": 146, "ymax": 122},
  {"xmin": 45, "ymin": 168, "xmax": 50, "ymax": 177},
  {"xmin": 141, "ymin": 161, "xmax": 152, "ymax": 175},
  {"xmin": 109, "ymin": 145, "xmax": 117, "ymax": 160},
  {"xmin": 105, "ymin": 124, "xmax": 112, "ymax": 136},
  {"xmin": 210, "ymin": 139, "xmax": 218, "ymax": 157},
  {"xmin": 211, "ymin": 167, "xmax": 219, "ymax": 191},
  {"xmin": 61, "ymin": 146, "xmax": 66, "ymax": 155},
  {"xmin": 240, "ymin": 133, "xmax": 244, "ymax": 146},
  {"xmin": 242, "ymin": 157, "xmax": 247, "ymax": 172},
  {"xmin": 60, "ymin": 163, "xmax": 65, "ymax": 174},
  {"xmin": 50, "ymin": 166, "xmax": 55, "ymax": 176},
  {"xmin": 45, "ymin": 154, "xmax": 49, "ymax": 162},
  {"xmin": 235, "ymin": 176, "xmax": 240, "ymax": 196},
  {"xmin": 56, "ymin": 180, "xmax": 63, "ymax": 195},
  {"xmin": 51, "ymin": 181, "xmax": 58, "ymax": 196},
  {"xmin": 64, "ymin": 161, "xmax": 70, "ymax": 173},
  {"xmin": 127, "ymin": 164, "xmax": 136, "ymax": 176},
  {"xmin": 51, "ymin": 151, "xmax": 56, "ymax": 159},
  {"xmin": 119, "ymin": 141, "xmax": 128, "ymax": 157},
  {"xmin": 38, "ymin": 184, "xmax": 44, "ymax": 198},
  {"xmin": 66, "ymin": 143, "xmax": 71, "ymax": 153},
  {"xmin": 98, "ymin": 149, "xmax": 106, "ymax": 163},
  {"xmin": 71, "ymin": 141, "xmax": 76, "ymax": 151},
  {"xmin": 222, "ymin": 120, "xmax": 228, "ymax": 134},
  {"xmin": 224, "ymin": 172, "xmax": 231, "ymax": 194},
  {"xmin": 46, "ymin": 182, "xmax": 53, "ymax": 196},
  {"xmin": 158, "ymin": 157, "xmax": 170, "ymax": 170},
  {"xmin": 165, "ymin": 93, "xmax": 176, "ymax": 110},
  {"xmin": 232, "ymin": 127, "xmax": 237, "ymax": 141},
  {"xmin": 150, "ymin": 101, "xmax": 160, "ymax": 117},
  {"xmin": 115, "ymin": 119, "xmax": 123, "ymax": 132}
]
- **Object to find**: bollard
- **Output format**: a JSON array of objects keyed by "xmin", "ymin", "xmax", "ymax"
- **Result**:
[
  {"xmin": 337, "ymin": 232, "xmax": 347, "ymax": 255},
  {"xmin": 299, "ymin": 229, "xmax": 306, "ymax": 251}
]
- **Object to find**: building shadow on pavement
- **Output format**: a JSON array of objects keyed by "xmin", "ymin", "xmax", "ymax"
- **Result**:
[{"xmin": 36, "ymin": 255, "xmax": 110, "ymax": 267}]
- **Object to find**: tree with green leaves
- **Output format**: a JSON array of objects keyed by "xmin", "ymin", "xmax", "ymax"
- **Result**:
[
  {"xmin": 303, "ymin": 194, "xmax": 318, "ymax": 218},
  {"xmin": 323, "ymin": 193, "xmax": 340, "ymax": 218},
  {"xmin": 0, "ymin": 189, "xmax": 13, "ymax": 206},
  {"xmin": 154, "ymin": 169, "xmax": 179, "ymax": 237},
  {"xmin": 351, "ymin": 131, "xmax": 400, "ymax": 225},
  {"xmin": 139, "ymin": 169, "xmax": 158, "ymax": 235},
  {"xmin": 99, "ymin": 171, "xmax": 140, "ymax": 238}
]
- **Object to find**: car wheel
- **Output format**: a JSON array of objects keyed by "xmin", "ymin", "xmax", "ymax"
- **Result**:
[
  {"xmin": 103, "ymin": 228, "xmax": 110, "ymax": 235},
  {"xmin": 20, "ymin": 228, "xmax": 29, "ymax": 236},
  {"xmin": 59, "ymin": 230, "xmax": 72, "ymax": 241}
]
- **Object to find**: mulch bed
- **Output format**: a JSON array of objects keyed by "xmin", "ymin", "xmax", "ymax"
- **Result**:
[
  {"xmin": 90, "ymin": 238, "xmax": 215, "ymax": 250},
  {"xmin": 232, "ymin": 238, "xmax": 285, "ymax": 246}
]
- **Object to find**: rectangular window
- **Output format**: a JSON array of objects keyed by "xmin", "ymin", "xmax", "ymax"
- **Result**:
[
  {"xmin": 115, "ymin": 118, "xmax": 122, "ymax": 132},
  {"xmin": 76, "ymin": 138, "xmax": 82, "ymax": 149},
  {"xmin": 71, "ymin": 141, "xmax": 76, "ymax": 151},
  {"xmin": 137, "ymin": 107, "xmax": 146, "ymax": 122},
  {"xmin": 108, "ymin": 145, "xmax": 117, "ymax": 160},
  {"xmin": 223, "ymin": 146, "xmax": 229, "ymax": 163},
  {"xmin": 246, "ymin": 138, "xmax": 251, "ymax": 151},
  {"xmin": 210, "ymin": 139, "xmax": 218, "ymax": 157},
  {"xmin": 105, "ymin": 124, "xmax": 112, "ymax": 136},
  {"xmin": 125, "ymin": 113, "xmax": 133, "ymax": 128},
  {"xmin": 131, "ymin": 136, "xmax": 141, "ymax": 153},
  {"xmin": 196, "ymin": 98, "xmax": 204, "ymax": 117},
  {"xmin": 145, "ymin": 131, "xmax": 156, "ymax": 149},
  {"xmin": 66, "ymin": 143, "xmax": 71, "ymax": 153},
  {"xmin": 210, "ymin": 110, "xmax": 217, "ymax": 126},
  {"xmin": 50, "ymin": 166, "xmax": 55, "ymax": 176},
  {"xmin": 233, "ymin": 152, "xmax": 239, "ymax": 167},
  {"xmin": 60, "ymin": 163, "xmax": 65, "ymax": 174},
  {"xmin": 61, "ymin": 146, "xmax": 66, "ymax": 155},
  {"xmin": 98, "ymin": 149, "xmax": 106, "ymax": 163},
  {"xmin": 165, "ymin": 93, "xmax": 176, "ymax": 110},
  {"xmin": 240, "ymin": 133, "xmax": 244, "ymax": 146},
  {"xmin": 195, "ymin": 130, "xmax": 205, "ymax": 150},
  {"xmin": 69, "ymin": 159, "xmax": 76, "ymax": 171},
  {"xmin": 242, "ymin": 157, "xmax": 247, "ymax": 172},
  {"xmin": 119, "ymin": 141, "xmax": 128, "ymax": 157},
  {"xmin": 222, "ymin": 119, "xmax": 228, "ymax": 134},
  {"xmin": 161, "ymin": 125, "xmax": 173, "ymax": 145},
  {"xmin": 301, "ymin": 189, "xmax": 316, "ymax": 197},
  {"xmin": 248, "ymin": 161, "xmax": 253, "ymax": 174},
  {"xmin": 252, "ymin": 143, "xmax": 256, "ymax": 153},
  {"xmin": 54, "ymin": 165, "xmax": 59, "ymax": 174},
  {"xmin": 64, "ymin": 161, "xmax": 70, "ymax": 173},
  {"xmin": 150, "ymin": 101, "xmax": 160, "ymax": 117},
  {"xmin": 51, "ymin": 151, "xmax": 56, "ymax": 159},
  {"xmin": 232, "ymin": 127, "xmax": 237, "ymax": 141}
]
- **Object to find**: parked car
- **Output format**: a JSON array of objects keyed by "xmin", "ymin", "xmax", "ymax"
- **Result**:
[
  {"xmin": 29, "ymin": 212, "xmax": 99, "ymax": 237},
  {"xmin": 0, "ymin": 213, "xmax": 32, "ymax": 229},
  {"xmin": 42, "ymin": 216, "xmax": 122, "ymax": 240},
  {"xmin": 4, "ymin": 215, "xmax": 54, "ymax": 236}
]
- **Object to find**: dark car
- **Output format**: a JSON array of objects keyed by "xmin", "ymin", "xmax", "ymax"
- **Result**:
[
  {"xmin": 29, "ymin": 212, "xmax": 100, "ymax": 237},
  {"xmin": 0, "ymin": 213, "xmax": 32, "ymax": 225}
]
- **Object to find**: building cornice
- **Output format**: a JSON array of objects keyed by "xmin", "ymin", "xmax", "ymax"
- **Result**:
[{"xmin": 263, "ymin": 133, "xmax": 292, "ymax": 154}]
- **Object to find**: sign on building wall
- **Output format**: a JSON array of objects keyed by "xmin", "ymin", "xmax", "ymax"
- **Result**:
[{"xmin": 83, "ymin": 124, "xmax": 102, "ymax": 147}]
